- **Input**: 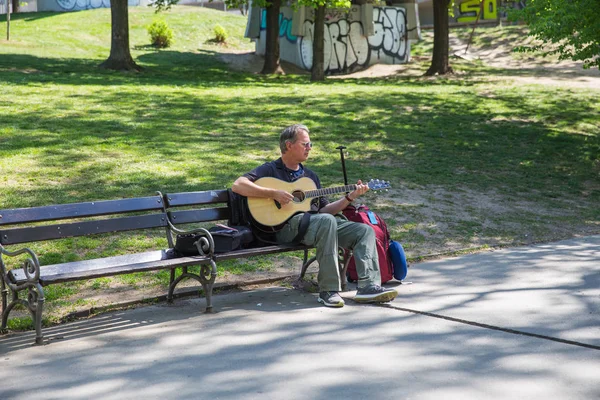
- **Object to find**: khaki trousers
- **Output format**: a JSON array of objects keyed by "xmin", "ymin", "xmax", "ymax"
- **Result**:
[{"xmin": 276, "ymin": 213, "xmax": 381, "ymax": 292}]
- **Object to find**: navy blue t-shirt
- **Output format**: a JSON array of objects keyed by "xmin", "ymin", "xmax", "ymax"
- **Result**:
[{"xmin": 243, "ymin": 158, "xmax": 329, "ymax": 211}]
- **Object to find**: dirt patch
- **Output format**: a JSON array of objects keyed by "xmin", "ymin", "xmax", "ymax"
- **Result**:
[
  {"xmin": 373, "ymin": 184, "xmax": 599, "ymax": 258},
  {"xmin": 219, "ymin": 51, "xmax": 308, "ymax": 75},
  {"xmin": 448, "ymin": 34, "xmax": 600, "ymax": 88}
]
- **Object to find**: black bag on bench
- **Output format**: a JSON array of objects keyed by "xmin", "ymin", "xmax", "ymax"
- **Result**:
[
  {"xmin": 208, "ymin": 225, "xmax": 254, "ymax": 253},
  {"xmin": 174, "ymin": 233, "xmax": 206, "ymax": 256},
  {"xmin": 174, "ymin": 225, "xmax": 254, "ymax": 256}
]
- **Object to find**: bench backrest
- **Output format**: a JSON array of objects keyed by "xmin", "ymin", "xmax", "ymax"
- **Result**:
[
  {"xmin": 163, "ymin": 190, "xmax": 230, "ymax": 226},
  {"xmin": 0, "ymin": 190, "xmax": 235, "ymax": 247},
  {"xmin": 0, "ymin": 195, "xmax": 168, "ymax": 246}
]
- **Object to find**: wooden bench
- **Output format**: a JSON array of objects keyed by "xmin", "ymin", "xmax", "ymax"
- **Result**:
[{"xmin": 0, "ymin": 189, "xmax": 346, "ymax": 345}]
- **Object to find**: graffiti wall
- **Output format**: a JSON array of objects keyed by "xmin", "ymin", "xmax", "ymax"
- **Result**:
[
  {"xmin": 37, "ymin": 0, "xmax": 143, "ymax": 12},
  {"xmin": 253, "ymin": 5, "xmax": 419, "ymax": 74}
]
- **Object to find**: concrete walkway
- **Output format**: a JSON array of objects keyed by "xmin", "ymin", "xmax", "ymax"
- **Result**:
[{"xmin": 1, "ymin": 236, "xmax": 599, "ymax": 400}]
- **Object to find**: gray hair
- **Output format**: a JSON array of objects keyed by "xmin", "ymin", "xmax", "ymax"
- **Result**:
[{"xmin": 280, "ymin": 124, "xmax": 309, "ymax": 153}]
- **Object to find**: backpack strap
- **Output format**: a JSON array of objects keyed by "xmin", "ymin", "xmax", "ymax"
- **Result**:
[{"xmin": 291, "ymin": 211, "xmax": 314, "ymax": 244}]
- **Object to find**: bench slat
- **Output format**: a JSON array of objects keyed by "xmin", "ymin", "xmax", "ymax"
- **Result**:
[
  {"xmin": 168, "ymin": 207, "xmax": 230, "ymax": 225},
  {"xmin": 8, "ymin": 245, "xmax": 312, "ymax": 285},
  {"xmin": 0, "ymin": 196, "xmax": 164, "ymax": 226},
  {"xmin": 165, "ymin": 190, "xmax": 228, "ymax": 207},
  {"xmin": 1, "ymin": 213, "xmax": 167, "ymax": 245},
  {"xmin": 9, "ymin": 250, "xmax": 212, "ymax": 285},
  {"xmin": 214, "ymin": 244, "xmax": 310, "ymax": 261}
]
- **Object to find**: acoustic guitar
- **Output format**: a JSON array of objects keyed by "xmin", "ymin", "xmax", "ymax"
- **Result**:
[{"xmin": 247, "ymin": 177, "xmax": 391, "ymax": 228}]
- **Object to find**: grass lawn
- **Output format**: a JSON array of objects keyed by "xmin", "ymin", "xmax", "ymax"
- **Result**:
[{"xmin": 1, "ymin": 7, "xmax": 599, "ymax": 327}]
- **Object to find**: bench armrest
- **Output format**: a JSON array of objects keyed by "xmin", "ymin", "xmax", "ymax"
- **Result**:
[
  {"xmin": 0, "ymin": 244, "xmax": 42, "ymax": 286},
  {"xmin": 163, "ymin": 213, "xmax": 215, "ymax": 257}
]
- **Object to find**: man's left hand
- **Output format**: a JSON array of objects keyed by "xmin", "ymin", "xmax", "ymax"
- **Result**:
[{"xmin": 348, "ymin": 180, "xmax": 369, "ymax": 201}]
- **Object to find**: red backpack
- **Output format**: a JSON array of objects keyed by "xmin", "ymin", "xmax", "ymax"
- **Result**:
[{"xmin": 342, "ymin": 205, "xmax": 394, "ymax": 284}]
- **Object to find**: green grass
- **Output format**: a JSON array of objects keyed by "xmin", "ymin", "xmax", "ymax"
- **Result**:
[{"xmin": 1, "ymin": 7, "xmax": 599, "ymax": 326}]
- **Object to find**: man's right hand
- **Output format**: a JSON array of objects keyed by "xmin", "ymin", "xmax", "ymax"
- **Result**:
[
  {"xmin": 232, "ymin": 177, "xmax": 294, "ymax": 205},
  {"xmin": 272, "ymin": 189, "xmax": 294, "ymax": 205}
]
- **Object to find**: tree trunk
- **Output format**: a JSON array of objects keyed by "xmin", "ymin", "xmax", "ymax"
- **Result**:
[
  {"xmin": 6, "ymin": 0, "xmax": 10, "ymax": 41},
  {"xmin": 260, "ymin": 0, "xmax": 283, "ymax": 75},
  {"xmin": 11, "ymin": 0, "xmax": 19, "ymax": 13},
  {"xmin": 99, "ymin": 0, "xmax": 141, "ymax": 71},
  {"xmin": 311, "ymin": 5, "xmax": 325, "ymax": 82},
  {"xmin": 425, "ymin": 0, "xmax": 453, "ymax": 76}
]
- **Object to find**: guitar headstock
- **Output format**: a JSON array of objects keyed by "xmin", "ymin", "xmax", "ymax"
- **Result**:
[{"xmin": 367, "ymin": 179, "xmax": 391, "ymax": 191}]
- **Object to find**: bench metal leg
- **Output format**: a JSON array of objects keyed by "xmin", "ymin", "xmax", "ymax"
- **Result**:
[
  {"xmin": 298, "ymin": 247, "xmax": 352, "ymax": 292},
  {"xmin": 1, "ymin": 288, "xmax": 17, "ymax": 334},
  {"xmin": 167, "ymin": 260, "xmax": 217, "ymax": 313},
  {"xmin": 169, "ymin": 268, "xmax": 176, "ymax": 294},
  {"xmin": 198, "ymin": 262, "xmax": 217, "ymax": 313},
  {"xmin": 339, "ymin": 248, "xmax": 352, "ymax": 292},
  {"xmin": 1, "ymin": 246, "xmax": 45, "ymax": 344},
  {"xmin": 299, "ymin": 253, "xmax": 317, "ymax": 280},
  {"xmin": 1, "ymin": 283, "xmax": 45, "ymax": 345},
  {"xmin": 29, "ymin": 285, "xmax": 45, "ymax": 345},
  {"xmin": 1, "ymin": 278, "xmax": 7, "ymax": 332},
  {"xmin": 167, "ymin": 266, "xmax": 190, "ymax": 304}
]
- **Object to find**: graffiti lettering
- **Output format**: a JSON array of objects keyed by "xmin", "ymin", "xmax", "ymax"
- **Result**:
[
  {"xmin": 456, "ymin": 0, "xmax": 497, "ymax": 23},
  {"xmin": 54, "ymin": 0, "xmax": 138, "ymax": 11},
  {"xmin": 260, "ymin": 10, "xmax": 298, "ymax": 44},
  {"xmin": 298, "ymin": 7, "xmax": 407, "ymax": 74},
  {"xmin": 451, "ymin": 0, "xmax": 527, "ymax": 23},
  {"xmin": 369, "ymin": 7, "xmax": 407, "ymax": 63}
]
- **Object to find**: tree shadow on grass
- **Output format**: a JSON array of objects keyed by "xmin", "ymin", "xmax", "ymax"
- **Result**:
[
  {"xmin": 1, "ymin": 82, "xmax": 598, "ymax": 207},
  {"xmin": 0, "ymin": 11, "xmax": 66, "ymax": 23},
  {"xmin": 0, "ymin": 52, "xmax": 309, "ymax": 87},
  {"xmin": 0, "ymin": 51, "xmax": 513, "ymax": 89}
]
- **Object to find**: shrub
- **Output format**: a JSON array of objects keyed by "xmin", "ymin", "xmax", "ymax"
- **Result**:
[
  {"xmin": 148, "ymin": 20, "xmax": 174, "ymax": 48},
  {"xmin": 213, "ymin": 24, "xmax": 228, "ymax": 43}
]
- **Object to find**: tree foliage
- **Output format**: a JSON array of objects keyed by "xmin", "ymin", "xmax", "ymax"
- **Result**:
[
  {"xmin": 508, "ymin": 0, "xmax": 600, "ymax": 69},
  {"xmin": 152, "ymin": 0, "xmax": 180, "ymax": 13}
]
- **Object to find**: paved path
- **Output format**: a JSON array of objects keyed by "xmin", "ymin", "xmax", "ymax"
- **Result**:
[{"xmin": 1, "ymin": 236, "xmax": 598, "ymax": 399}]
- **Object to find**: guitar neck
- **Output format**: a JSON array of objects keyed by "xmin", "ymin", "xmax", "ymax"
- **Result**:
[{"xmin": 304, "ymin": 185, "xmax": 357, "ymax": 199}]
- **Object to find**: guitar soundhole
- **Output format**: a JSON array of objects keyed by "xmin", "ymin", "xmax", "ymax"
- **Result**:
[{"xmin": 291, "ymin": 190, "xmax": 305, "ymax": 203}]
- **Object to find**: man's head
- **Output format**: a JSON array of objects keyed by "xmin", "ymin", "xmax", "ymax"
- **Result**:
[
  {"xmin": 279, "ymin": 124, "xmax": 310, "ymax": 153},
  {"xmin": 279, "ymin": 124, "xmax": 312, "ymax": 162}
]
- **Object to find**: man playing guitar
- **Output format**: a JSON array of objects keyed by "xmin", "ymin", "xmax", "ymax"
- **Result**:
[{"xmin": 232, "ymin": 124, "xmax": 398, "ymax": 307}]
